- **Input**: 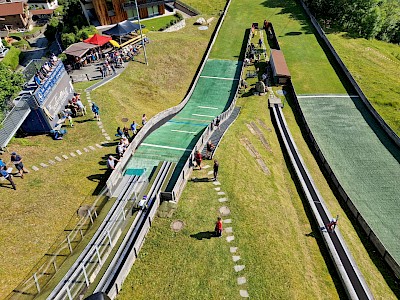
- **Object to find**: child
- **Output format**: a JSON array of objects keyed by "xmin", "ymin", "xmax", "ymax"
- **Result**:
[{"xmin": 215, "ymin": 217, "xmax": 223, "ymax": 237}]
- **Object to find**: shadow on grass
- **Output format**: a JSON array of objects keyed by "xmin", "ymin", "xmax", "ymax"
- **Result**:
[
  {"xmin": 282, "ymin": 88, "xmax": 400, "ymax": 298},
  {"xmin": 261, "ymin": 0, "xmax": 313, "ymax": 35},
  {"xmin": 87, "ymin": 170, "xmax": 110, "ymax": 195},
  {"xmin": 0, "ymin": 183, "xmax": 16, "ymax": 190},
  {"xmin": 190, "ymin": 231, "xmax": 215, "ymax": 240},
  {"xmin": 191, "ymin": 177, "xmax": 211, "ymax": 183}
]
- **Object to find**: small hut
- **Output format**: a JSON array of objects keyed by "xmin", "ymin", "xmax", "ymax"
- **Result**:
[{"xmin": 270, "ymin": 49, "xmax": 291, "ymax": 84}]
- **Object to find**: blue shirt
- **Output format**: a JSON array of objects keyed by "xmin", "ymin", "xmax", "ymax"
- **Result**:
[
  {"xmin": 130, "ymin": 123, "xmax": 137, "ymax": 131},
  {"xmin": 0, "ymin": 169, "xmax": 9, "ymax": 178},
  {"xmin": 0, "ymin": 160, "xmax": 5, "ymax": 168}
]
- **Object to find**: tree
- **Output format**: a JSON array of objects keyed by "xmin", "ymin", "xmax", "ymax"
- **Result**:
[{"xmin": 0, "ymin": 63, "xmax": 25, "ymax": 114}]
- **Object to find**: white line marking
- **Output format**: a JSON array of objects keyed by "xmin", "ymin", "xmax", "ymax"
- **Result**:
[
  {"xmin": 192, "ymin": 113, "xmax": 215, "ymax": 118},
  {"xmin": 171, "ymin": 129, "xmax": 197, "ymax": 134},
  {"xmin": 175, "ymin": 117, "xmax": 211, "ymax": 122},
  {"xmin": 141, "ymin": 143, "xmax": 192, "ymax": 152},
  {"xmin": 297, "ymin": 95, "xmax": 360, "ymax": 98},
  {"xmin": 198, "ymin": 106, "xmax": 219, "ymax": 110},
  {"xmin": 200, "ymin": 75, "xmax": 239, "ymax": 81}
]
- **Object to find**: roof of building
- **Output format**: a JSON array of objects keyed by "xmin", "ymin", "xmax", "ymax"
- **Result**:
[
  {"xmin": 30, "ymin": 8, "xmax": 54, "ymax": 15},
  {"xmin": 270, "ymin": 49, "xmax": 291, "ymax": 77},
  {"xmin": 0, "ymin": 2, "xmax": 25, "ymax": 17}
]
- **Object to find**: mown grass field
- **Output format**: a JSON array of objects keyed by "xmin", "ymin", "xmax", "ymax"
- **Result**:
[{"xmin": 0, "ymin": 21, "xmax": 215, "ymax": 298}]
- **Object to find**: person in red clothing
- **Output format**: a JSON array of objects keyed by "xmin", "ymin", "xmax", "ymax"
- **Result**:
[
  {"xmin": 215, "ymin": 217, "xmax": 223, "ymax": 237},
  {"xmin": 194, "ymin": 150, "xmax": 202, "ymax": 169}
]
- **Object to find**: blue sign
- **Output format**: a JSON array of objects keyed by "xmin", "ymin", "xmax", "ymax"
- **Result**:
[{"xmin": 34, "ymin": 61, "xmax": 65, "ymax": 105}]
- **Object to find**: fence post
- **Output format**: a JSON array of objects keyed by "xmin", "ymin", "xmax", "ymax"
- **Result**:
[
  {"xmin": 80, "ymin": 229, "xmax": 84, "ymax": 239},
  {"xmin": 87, "ymin": 209, "xmax": 94, "ymax": 224},
  {"xmin": 33, "ymin": 273, "xmax": 41, "ymax": 293},
  {"xmin": 53, "ymin": 260, "xmax": 57, "ymax": 272},
  {"xmin": 96, "ymin": 246, "xmax": 103, "ymax": 265},
  {"xmin": 82, "ymin": 263, "xmax": 90, "ymax": 287},
  {"xmin": 67, "ymin": 236, "xmax": 73, "ymax": 253},
  {"xmin": 66, "ymin": 285, "xmax": 73, "ymax": 300},
  {"xmin": 107, "ymin": 230, "xmax": 113, "ymax": 247}
]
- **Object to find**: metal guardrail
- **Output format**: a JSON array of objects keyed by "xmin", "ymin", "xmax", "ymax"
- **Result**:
[
  {"xmin": 7, "ymin": 188, "xmax": 109, "ymax": 300},
  {"xmin": 47, "ymin": 175, "xmax": 148, "ymax": 300},
  {"xmin": 94, "ymin": 161, "xmax": 174, "ymax": 298},
  {"xmin": 272, "ymin": 104, "xmax": 373, "ymax": 300}
]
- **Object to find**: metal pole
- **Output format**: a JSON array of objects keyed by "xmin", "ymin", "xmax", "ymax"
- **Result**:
[
  {"xmin": 82, "ymin": 264, "xmax": 90, "ymax": 287},
  {"xmin": 33, "ymin": 273, "xmax": 41, "ymax": 293},
  {"xmin": 134, "ymin": 0, "xmax": 148, "ymax": 66}
]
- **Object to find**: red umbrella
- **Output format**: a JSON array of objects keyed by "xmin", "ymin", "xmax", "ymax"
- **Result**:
[{"xmin": 83, "ymin": 34, "xmax": 112, "ymax": 46}]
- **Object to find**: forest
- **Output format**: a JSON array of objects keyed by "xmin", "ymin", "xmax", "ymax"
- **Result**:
[{"xmin": 303, "ymin": 0, "xmax": 400, "ymax": 43}]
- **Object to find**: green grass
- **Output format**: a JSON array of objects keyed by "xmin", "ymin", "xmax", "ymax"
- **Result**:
[
  {"xmin": 140, "ymin": 15, "xmax": 179, "ymax": 31},
  {"xmin": 327, "ymin": 33, "xmax": 400, "ymax": 135},
  {"xmin": 11, "ymin": 26, "xmax": 44, "ymax": 38},
  {"xmin": 182, "ymin": 0, "xmax": 227, "ymax": 15},
  {"xmin": 0, "ymin": 22, "xmax": 215, "ymax": 298}
]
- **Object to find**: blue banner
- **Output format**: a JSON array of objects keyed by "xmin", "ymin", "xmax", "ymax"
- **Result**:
[{"xmin": 34, "ymin": 61, "xmax": 65, "ymax": 105}]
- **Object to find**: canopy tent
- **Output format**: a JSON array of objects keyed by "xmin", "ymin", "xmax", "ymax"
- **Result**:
[
  {"xmin": 63, "ymin": 42, "xmax": 98, "ymax": 58},
  {"xmin": 103, "ymin": 20, "xmax": 144, "ymax": 36},
  {"xmin": 83, "ymin": 34, "xmax": 112, "ymax": 46}
]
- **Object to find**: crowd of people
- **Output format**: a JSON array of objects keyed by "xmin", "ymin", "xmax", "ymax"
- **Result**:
[{"xmin": 33, "ymin": 54, "xmax": 59, "ymax": 87}]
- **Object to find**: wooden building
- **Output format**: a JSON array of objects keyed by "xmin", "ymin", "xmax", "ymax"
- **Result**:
[
  {"xmin": 270, "ymin": 49, "xmax": 291, "ymax": 85},
  {"xmin": 0, "ymin": 1, "xmax": 31, "ymax": 30},
  {"xmin": 91, "ymin": 0, "xmax": 172, "ymax": 26}
]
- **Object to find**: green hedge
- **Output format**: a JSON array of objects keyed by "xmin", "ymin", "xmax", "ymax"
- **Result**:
[{"xmin": 2, "ymin": 47, "xmax": 21, "ymax": 70}]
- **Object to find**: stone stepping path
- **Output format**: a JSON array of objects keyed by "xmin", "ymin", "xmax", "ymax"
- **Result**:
[
  {"xmin": 212, "ymin": 180, "xmax": 250, "ymax": 298},
  {"xmin": 24, "ymin": 142, "xmax": 104, "ymax": 173}
]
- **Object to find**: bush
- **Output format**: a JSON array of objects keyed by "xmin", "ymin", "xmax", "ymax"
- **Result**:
[
  {"xmin": 2, "ymin": 47, "xmax": 21, "ymax": 70},
  {"xmin": 58, "ymin": 53, "xmax": 67, "ymax": 61},
  {"xmin": 12, "ymin": 39, "xmax": 31, "ymax": 50},
  {"xmin": 61, "ymin": 32, "xmax": 76, "ymax": 48},
  {"xmin": 175, "ymin": 12, "xmax": 183, "ymax": 21}
]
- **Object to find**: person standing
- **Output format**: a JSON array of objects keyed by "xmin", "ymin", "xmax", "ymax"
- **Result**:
[
  {"xmin": 130, "ymin": 120, "xmax": 137, "ymax": 135},
  {"xmin": 91, "ymin": 103, "xmax": 100, "ymax": 121},
  {"xmin": 206, "ymin": 141, "xmax": 214, "ymax": 159},
  {"xmin": 214, "ymin": 217, "xmax": 223, "ymax": 237},
  {"xmin": 194, "ymin": 150, "xmax": 202, "ymax": 170},
  {"xmin": 141, "ymin": 114, "xmax": 147, "ymax": 126},
  {"xmin": 0, "ymin": 169, "xmax": 16, "ymax": 190},
  {"xmin": 10, "ymin": 152, "xmax": 29, "ymax": 178},
  {"xmin": 213, "ymin": 160, "xmax": 219, "ymax": 181},
  {"xmin": 107, "ymin": 155, "xmax": 120, "ymax": 170}
]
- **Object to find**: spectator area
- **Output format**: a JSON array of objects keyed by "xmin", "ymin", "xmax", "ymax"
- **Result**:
[{"xmin": 297, "ymin": 94, "xmax": 400, "ymax": 265}]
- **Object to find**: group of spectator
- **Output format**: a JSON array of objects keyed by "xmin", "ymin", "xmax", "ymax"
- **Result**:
[{"xmin": 33, "ymin": 54, "xmax": 58, "ymax": 87}]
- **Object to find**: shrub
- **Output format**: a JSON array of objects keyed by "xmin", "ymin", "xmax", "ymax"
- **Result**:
[
  {"xmin": 58, "ymin": 53, "xmax": 67, "ymax": 61},
  {"xmin": 12, "ymin": 39, "xmax": 31, "ymax": 50},
  {"xmin": 175, "ymin": 12, "xmax": 183, "ymax": 21},
  {"xmin": 2, "ymin": 47, "xmax": 21, "ymax": 70},
  {"xmin": 61, "ymin": 32, "xmax": 76, "ymax": 48}
]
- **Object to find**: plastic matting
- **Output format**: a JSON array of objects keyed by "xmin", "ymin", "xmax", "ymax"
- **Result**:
[{"xmin": 297, "ymin": 94, "xmax": 400, "ymax": 263}]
